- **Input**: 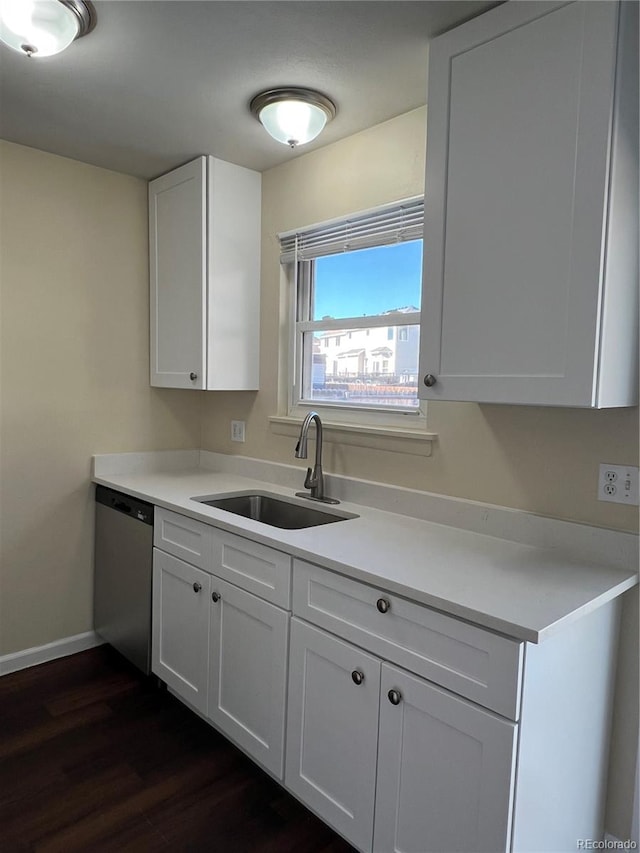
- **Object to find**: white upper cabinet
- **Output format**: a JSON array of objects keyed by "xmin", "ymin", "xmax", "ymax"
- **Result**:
[
  {"xmin": 149, "ymin": 155, "xmax": 261, "ymax": 390},
  {"xmin": 419, "ymin": 0, "xmax": 638, "ymax": 407}
]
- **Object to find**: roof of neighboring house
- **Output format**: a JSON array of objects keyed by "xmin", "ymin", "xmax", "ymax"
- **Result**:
[{"xmin": 337, "ymin": 348, "xmax": 366, "ymax": 358}]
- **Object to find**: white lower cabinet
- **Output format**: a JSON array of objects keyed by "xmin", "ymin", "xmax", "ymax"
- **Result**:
[
  {"xmin": 285, "ymin": 619, "xmax": 381, "ymax": 852},
  {"xmin": 374, "ymin": 665, "xmax": 517, "ymax": 853},
  {"xmin": 152, "ymin": 548, "xmax": 211, "ymax": 715},
  {"xmin": 152, "ymin": 522, "xmax": 291, "ymax": 780},
  {"xmin": 151, "ymin": 514, "xmax": 620, "ymax": 852},
  {"xmin": 208, "ymin": 577, "xmax": 289, "ymax": 778},
  {"xmin": 285, "ymin": 617, "xmax": 517, "ymax": 853}
]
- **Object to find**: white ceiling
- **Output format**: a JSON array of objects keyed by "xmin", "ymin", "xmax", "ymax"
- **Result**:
[{"xmin": 0, "ymin": 0, "xmax": 500, "ymax": 179}]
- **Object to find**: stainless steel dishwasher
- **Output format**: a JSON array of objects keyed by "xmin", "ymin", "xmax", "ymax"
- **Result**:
[{"xmin": 94, "ymin": 485, "xmax": 154, "ymax": 674}]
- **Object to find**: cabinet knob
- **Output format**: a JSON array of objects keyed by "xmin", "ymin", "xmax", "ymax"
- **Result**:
[
  {"xmin": 376, "ymin": 597, "xmax": 390, "ymax": 614},
  {"xmin": 211, "ymin": 591, "xmax": 221, "ymax": 603},
  {"xmin": 423, "ymin": 374, "xmax": 437, "ymax": 388},
  {"xmin": 189, "ymin": 372, "xmax": 198, "ymax": 381},
  {"xmin": 351, "ymin": 670, "xmax": 365, "ymax": 686},
  {"xmin": 192, "ymin": 582, "xmax": 202, "ymax": 593},
  {"xmin": 388, "ymin": 689, "xmax": 402, "ymax": 706}
]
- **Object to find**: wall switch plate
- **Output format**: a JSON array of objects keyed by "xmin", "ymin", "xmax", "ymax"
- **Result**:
[
  {"xmin": 598, "ymin": 464, "xmax": 639, "ymax": 505},
  {"xmin": 231, "ymin": 420, "xmax": 246, "ymax": 442}
]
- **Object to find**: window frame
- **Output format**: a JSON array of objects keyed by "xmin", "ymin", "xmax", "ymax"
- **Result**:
[{"xmin": 283, "ymin": 203, "xmax": 427, "ymax": 431}]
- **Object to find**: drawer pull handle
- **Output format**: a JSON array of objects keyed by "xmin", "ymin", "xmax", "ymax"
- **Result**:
[
  {"xmin": 388, "ymin": 689, "xmax": 402, "ymax": 706},
  {"xmin": 376, "ymin": 597, "xmax": 390, "ymax": 614},
  {"xmin": 189, "ymin": 372, "xmax": 198, "ymax": 381},
  {"xmin": 351, "ymin": 670, "xmax": 364, "ymax": 686},
  {"xmin": 193, "ymin": 582, "xmax": 202, "ymax": 593},
  {"xmin": 211, "ymin": 591, "xmax": 221, "ymax": 603}
]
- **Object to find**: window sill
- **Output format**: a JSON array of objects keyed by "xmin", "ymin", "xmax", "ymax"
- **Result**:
[{"xmin": 269, "ymin": 416, "xmax": 436, "ymax": 456}]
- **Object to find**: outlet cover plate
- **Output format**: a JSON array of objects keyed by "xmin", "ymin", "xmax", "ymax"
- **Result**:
[
  {"xmin": 231, "ymin": 420, "xmax": 246, "ymax": 442},
  {"xmin": 598, "ymin": 464, "xmax": 639, "ymax": 505}
]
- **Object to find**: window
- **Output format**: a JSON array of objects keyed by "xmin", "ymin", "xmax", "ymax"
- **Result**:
[{"xmin": 279, "ymin": 198, "xmax": 424, "ymax": 420}]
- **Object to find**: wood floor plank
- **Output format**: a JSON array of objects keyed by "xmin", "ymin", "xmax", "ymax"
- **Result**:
[
  {"xmin": 0, "ymin": 647, "xmax": 355, "ymax": 853},
  {"xmin": 0, "ymin": 703, "xmax": 113, "ymax": 760},
  {"xmin": 44, "ymin": 672, "xmax": 138, "ymax": 717},
  {"xmin": 1, "ymin": 762, "xmax": 142, "ymax": 846}
]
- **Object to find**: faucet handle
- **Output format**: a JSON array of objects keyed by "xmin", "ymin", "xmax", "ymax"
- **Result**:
[{"xmin": 304, "ymin": 467, "xmax": 315, "ymax": 489}]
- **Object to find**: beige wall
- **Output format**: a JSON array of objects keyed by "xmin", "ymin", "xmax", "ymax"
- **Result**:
[
  {"xmin": 199, "ymin": 107, "xmax": 639, "ymax": 837},
  {"xmin": 0, "ymin": 141, "xmax": 202, "ymax": 657}
]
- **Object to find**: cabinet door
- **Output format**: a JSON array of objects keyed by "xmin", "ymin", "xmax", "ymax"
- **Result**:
[
  {"xmin": 374, "ymin": 665, "xmax": 517, "ymax": 853},
  {"xmin": 419, "ymin": 1, "xmax": 621, "ymax": 406},
  {"xmin": 152, "ymin": 549, "xmax": 211, "ymax": 714},
  {"xmin": 149, "ymin": 156, "xmax": 206, "ymax": 389},
  {"xmin": 286, "ymin": 619, "xmax": 380, "ymax": 853},
  {"xmin": 208, "ymin": 578, "xmax": 289, "ymax": 779}
]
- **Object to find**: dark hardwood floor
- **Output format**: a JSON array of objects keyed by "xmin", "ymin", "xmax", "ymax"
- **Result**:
[{"xmin": 0, "ymin": 645, "xmax": 355, "ymax": 853}]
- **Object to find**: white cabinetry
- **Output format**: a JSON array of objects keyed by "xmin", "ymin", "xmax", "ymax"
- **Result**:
[
  {"xmin": 285, "ymin": 619, "xmax": 381, "ymax": 852},
  {"xmin": 208, "ymin": 578, "xmax": 289, "ymax": 778},
  {"xmin": 149, "ymin": 155, "xmax": 261, "ymax": 390},
  {"xmin": 288, "ymin": 560, "xmax": 620, "ymax": 853},
  {"xmin": 150, "ymin": 509, "xmax": 621, "ymax": 851},
  {"xmin": 374, "ymin": 665, "xmax": 516, "ymax": 853},
  {"xmin": 152, "ymin": 548, "xmax": 211, "ymax": 714},
  {"xmin": 287, "ymin": 566, "xmax": 519, "ymax": 852},
  {"xmin": 419, "ymin": 0, "xmax": 638, "ymax": 407},
  {"xmin": 292, "ymin": 559, "xmax": 523, "ymax": 719},
  {"xmin": 152, "ymin": 509, "xmax": 291, "ymax": 777},
  {"xmin": 286, "ymin": 618, "xmax": 516, "ymax": 853}
]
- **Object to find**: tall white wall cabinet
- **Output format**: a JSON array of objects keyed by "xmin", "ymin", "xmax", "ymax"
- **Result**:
[
  {"xmin": 419, "ymin": 0, "xmax": 638, "ymax": 407},
  {"xmin": 149, "ymin": 155, "xmax": 261, "ymax": 390}
]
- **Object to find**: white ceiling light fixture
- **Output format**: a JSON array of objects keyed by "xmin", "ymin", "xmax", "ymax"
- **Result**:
[
  {"xmin": 0, "ymin": 0, "xmax": 95, "ymax": 58},
  {"xmin": 250, "ymin": 88, "xmax": 337, "ymax": 149}
]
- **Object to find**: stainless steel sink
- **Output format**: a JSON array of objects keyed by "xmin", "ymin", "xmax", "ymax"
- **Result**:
[{"xmin": 192, "ymin": 491, "xmax": 358, "ymax": 530}]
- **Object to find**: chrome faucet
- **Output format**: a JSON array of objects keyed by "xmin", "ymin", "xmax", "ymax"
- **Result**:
[{"xmin": 294, "ymin": 412, "xmax": 339, "ymax": 504}]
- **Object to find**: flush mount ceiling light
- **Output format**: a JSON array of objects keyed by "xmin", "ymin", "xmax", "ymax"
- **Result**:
[
  {"xmin": 250, "ymin": 88, "xmax": 336, "ymax": 149},
  {"xmin": 0, "ymin": 0, "xmax": 95, "ymax": 58}
]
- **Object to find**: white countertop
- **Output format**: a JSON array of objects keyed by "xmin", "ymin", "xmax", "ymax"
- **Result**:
[{"xmin": 92, "ymin": 451, "xmax": 638, "ymax": 644}]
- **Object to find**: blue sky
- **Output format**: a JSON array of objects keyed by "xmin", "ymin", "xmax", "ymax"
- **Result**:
[{"xmin": 313, "ymin": 240, "xmax": 422, "ymax": 319}]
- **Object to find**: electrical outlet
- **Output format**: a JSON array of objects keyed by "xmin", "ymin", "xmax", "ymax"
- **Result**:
[
  {"xmin": 231, "ymin": 420, "xmax": 245, "ymax": 442},
  {"xmin": 598, "ymin": 464, "xmax": 639, "ymax": 505}
]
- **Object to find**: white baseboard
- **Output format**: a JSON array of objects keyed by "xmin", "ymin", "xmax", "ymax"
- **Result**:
[{"xmin": 0, "ymin": 631, "xmax": 104, "ymax": 676}]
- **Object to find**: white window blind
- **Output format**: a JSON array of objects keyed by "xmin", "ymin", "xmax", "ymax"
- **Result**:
[{"xmin": 279, "ymin": 196, "xmax": 424, "ymax": 264}]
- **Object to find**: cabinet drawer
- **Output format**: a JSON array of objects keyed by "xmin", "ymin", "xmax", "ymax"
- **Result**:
[
  {"xmin": 154, "ymin": 507, "xmax": 213, "ymax": 569},
  {"xmin": 212, "ymin": 529, "xmax": 291, "ymax": 608},
  {"xmin": 293, "ymin": 561, "xmax": 523, "ymax": 720}
]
